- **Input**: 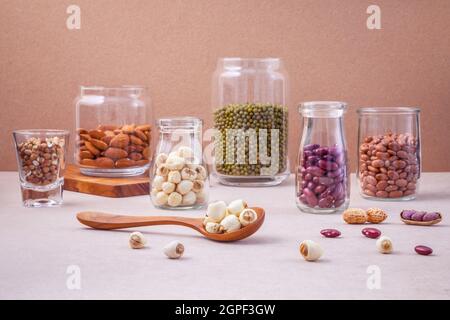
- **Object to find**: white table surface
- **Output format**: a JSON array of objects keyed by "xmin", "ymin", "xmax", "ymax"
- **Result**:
[{"xmin": 0, "ymin": 172, "xmax": 449, "ymax": 300}]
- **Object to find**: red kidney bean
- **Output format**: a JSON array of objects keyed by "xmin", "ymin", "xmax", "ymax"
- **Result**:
[
  {"xmin": 303, "ymin": 187, "xmax": 318, "ymax": 207},
  {"xmin": 414, "ymin": 245, "xmax": 433, "ymax": 256},
  {"xmin": 361, "ymin": 227, "xmax": 381, "ymax": 239},
  {"xmin": 297, "ymin": 144, "xmax": 348, "ymax": 210},
  {"xmin": 314, "ymin": 147, "xmax": 329, "ymax": 156},
  {"xmin": 318, "ymin": 176, "xmax": 334, "ymax": 186},
  {"xmin": 320, "ymin": 229, "xmax": 341, "ymax": 238},
  {"xmin": 304, "ymin": 144, "xmax": 320, "ymax": 151},
  {"xmin": 306, "ymin": 166, "xmax": 325, "ymax": 177},
  {"xmin": 314, "ymin": 185, "xmax": 327, "ymax": 194}
]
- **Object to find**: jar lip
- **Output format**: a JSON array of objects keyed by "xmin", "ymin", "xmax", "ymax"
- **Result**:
[
  {"xmin": 219, "ymin": 57, "xmax": 281, "ymax": 69},
  {"xmin": 80, "ymin": 85, "xmax": 147, "ymax": 94},
  {"xmin": 357, "ymin": 107, "xmax": 421, "ymax": 114},
  {"xmin": 299, "ymin": 101, "xmax": 347, "ymax": 112},
  {"xmin": 13, "ymin": 129, "xmax": 70, "ymax": 136},
  {"xmin": 157, "ymin": 116, "xmax": 202, "ymax": 128}
]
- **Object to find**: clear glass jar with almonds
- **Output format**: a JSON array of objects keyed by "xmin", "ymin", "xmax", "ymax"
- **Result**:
[{"xmin": 75, "ymin": 86, "xmax": 153, "ymax": 177}]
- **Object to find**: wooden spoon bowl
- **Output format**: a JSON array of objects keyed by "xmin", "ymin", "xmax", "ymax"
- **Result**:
[{"xmin": 76, "ymin": 207, "xmax": 265, "ymax": 242}]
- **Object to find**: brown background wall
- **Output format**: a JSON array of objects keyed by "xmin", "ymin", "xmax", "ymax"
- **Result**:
[{"xmin": 1, "ymin": 0, "xmax": 449, "ymax": 171}]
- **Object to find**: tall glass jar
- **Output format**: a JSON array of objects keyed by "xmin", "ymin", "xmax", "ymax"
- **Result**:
[
  {"xmin": 296, "ymin": 102, "xmax": 350, "ymax": 214},
  {"xmin": 212, "ymin": 57, "xmax": 289, "ymax": 187},
  {"xmin": 150, "ymin": 117, "xmax": 209, "ymax": 210},
  {"xmin": 75, "ymin": 86, "xmax": 152, "ymax": 177},
  {"xmin": 357, "ymin": 107, "xmax": 421, "ymax": 200}
]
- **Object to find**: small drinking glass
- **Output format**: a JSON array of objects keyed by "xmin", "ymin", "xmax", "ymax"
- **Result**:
[{"xmin": 13, "ymin": 130, "xmax": 70, "ymax": 207}]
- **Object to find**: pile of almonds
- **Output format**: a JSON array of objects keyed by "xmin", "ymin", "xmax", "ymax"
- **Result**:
[
  {"xmin": 17, "ymin": 137, "xmax": 65, "ymax": 185},
  {"xmin": 359, "ymin": 132, "xmax": 419, "ymax": 199},
  {"xmin": 77, "ymin": 124, "xmax": 151, "ymax": 169}
]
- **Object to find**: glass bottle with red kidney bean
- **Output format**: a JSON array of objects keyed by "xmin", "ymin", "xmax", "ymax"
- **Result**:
[
  {"xmin": 357, "ymin": 107, "xmax": 421, "ymax": 200},
  {"xmin": 296, "ymin": 102, "xmax": 350, "ymax": 214}
]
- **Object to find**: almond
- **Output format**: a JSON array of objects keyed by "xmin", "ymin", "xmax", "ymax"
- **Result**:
[
  {"xmin": 85, "ymin": 141, "xmax": 101, "ymax": 156},
  {"xmin": 110, "ymin": 133, "xmax": 130, "ymax": 149},
  {"xmin": 95, "ymin": 157, "xmax": 114, "ymax": 168},
  {"xmin": 135, "ymin": 129, "xmax": 148, "ymax": 141},
  {"xmin": 366, "ymin": 208, "xmax": 388, "ymax": 224},
  {"xmin": 77, "ymin": 128, "xmax": 88, "ymax": 135},
  {"xmin": 80, "ymin": 159, "xmax": 97, "ymax": 167},
  {"xmin": 129, "ymin": 152, "xmax": 143, "ymax": 161},
  {"xmin": 142, "ymin": 147, "xmax": 150, "ymax": 159},
  {"xmin": 88, "ymin": 130, "xmax": 105, "ymax": 140},
  {"xmin": 136, "ymin": 124, "xmax": 151, "ymax": 132},
  {"xmin": 121, "ymin": 124, "xmax": 135, "ymax": 134},
  {"xmin": 343, "ymin": 208, "xmax": 368, "ymax": 224},
  {"xmin": 115, "ymin": 158, "xmax": 136, "ymax": 168},
  {"xmin": 134, "ymin": 159, "xmax": 149, "ymax": 166},
  {"xmin": 79, "ymin": 150, "xmax": 94, "ymax": 159},
  {"xmin": 104, "ymin": 147, "xmax": 128, "ymax": 160},
  {"xmin": 79, "ymin": 133, "xmax": 91, "ymax": 141},
  {"xmin": 90, "ymin": 138, "xmax": 108, "ymax": 151},
  {"xmin": 97, "ymin": 124, "xmax": 118, "ymax": 131},
  {"xmin": 104, "ymin": 130, "xmax": 115, "ymax": 137},
  {"xmin": 130, "ymin": 135, "xmax": 144, "ymax": 146},
  {"xmin": 101, "ymin": 135, "xmax": 114, "ymax": 145}
]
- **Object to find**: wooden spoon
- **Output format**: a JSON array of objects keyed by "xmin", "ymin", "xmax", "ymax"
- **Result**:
[{"xmin": 76, "ymin": 207, "xmax": 265, "ymax": 242}]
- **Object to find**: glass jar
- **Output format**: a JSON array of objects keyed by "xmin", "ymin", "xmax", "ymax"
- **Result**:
[
  {"xmin": 296, "ymin": 102, "xmax": 350, "ymax": 214},
  {"xmin": 13, "ymin": 129, "xmax": 69, "ymax": 207},
  {"xmin": 75, "ymin": 86, "xmax": 152, "ymax": 177},
  {"xmin": 150, "ymin": 117, "xmax": 209, "ymax": 210},
  {"xmin": 212, "ymin": 57, "xmax": 289, "ymax": 187},
  {"xmin": 357, "ymin": 107, "xmax": 421, "ymax": 200}
]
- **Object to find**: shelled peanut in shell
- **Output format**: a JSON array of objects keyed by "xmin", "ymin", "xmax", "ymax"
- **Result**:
[{"xmin": 76, "ymin": 124, "xmax": 151, "ymax": 169}]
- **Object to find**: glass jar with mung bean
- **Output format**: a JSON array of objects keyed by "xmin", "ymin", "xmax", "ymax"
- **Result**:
[{"xmin": 211, "ymin": 58, "xmax": 289, "ymax": 186}]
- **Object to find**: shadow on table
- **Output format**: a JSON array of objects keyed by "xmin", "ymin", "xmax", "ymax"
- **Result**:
[
  {"xmin": 415, "ymin": 190, "xmax": 450, "ymax": 202},
  {"xmin": 77, "ymin": 226, "xmax": 285, "ymax": 244}
]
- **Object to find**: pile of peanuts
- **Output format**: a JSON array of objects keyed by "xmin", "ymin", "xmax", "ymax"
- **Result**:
[
  {"xmin": 77, "ymin": 124, "xmax": 151, "ymax": 169},
  {"xmin": 17, "ymin": 137, "xmax": 65, "ymax": 185},
  {"xmin": 359, "ymin": 132, "xmax": 419, "ymax": 198}
]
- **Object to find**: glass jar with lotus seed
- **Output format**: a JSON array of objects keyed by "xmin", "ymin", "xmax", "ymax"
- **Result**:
[
  {"xmin": 296, "ymin": 102, "xmax": 350, "ymax": 214},
  {"xmin": 150, "ymin": 117, "xmax": 209, "ymax": 210},
  {"xmin": 212, "ymin": 58, "xmax": 289, "ymax": 186},
  {"xmin": 357, "ymin": 107, "xmax": 421, "ymax": 201}
]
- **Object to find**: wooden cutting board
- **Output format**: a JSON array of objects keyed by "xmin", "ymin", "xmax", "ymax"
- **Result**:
[{"xmin": 63, "ymin": 164, "xmax": 150, "ymax": 197}]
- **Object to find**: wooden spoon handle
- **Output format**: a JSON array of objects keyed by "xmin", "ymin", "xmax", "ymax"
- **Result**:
[{"xmin": 77, "ymin": 211, "xmax": 203, "ymax": 231}]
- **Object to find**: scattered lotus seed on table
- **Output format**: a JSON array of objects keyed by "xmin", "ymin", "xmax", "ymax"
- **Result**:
[
  {"xmin": 129, "ymin": 232, "xmax": 146, "ymax": 249},
  {"xmin": 163, "ymin": 240, "xmax": 184, "ymax": 259},
  {"xmin": 376, "ymin": 236, "xmax": 393, "ymax": 254},
  {"xmin": 299, "ymin": 240, "xmax": 323, "ymax": 262}
]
